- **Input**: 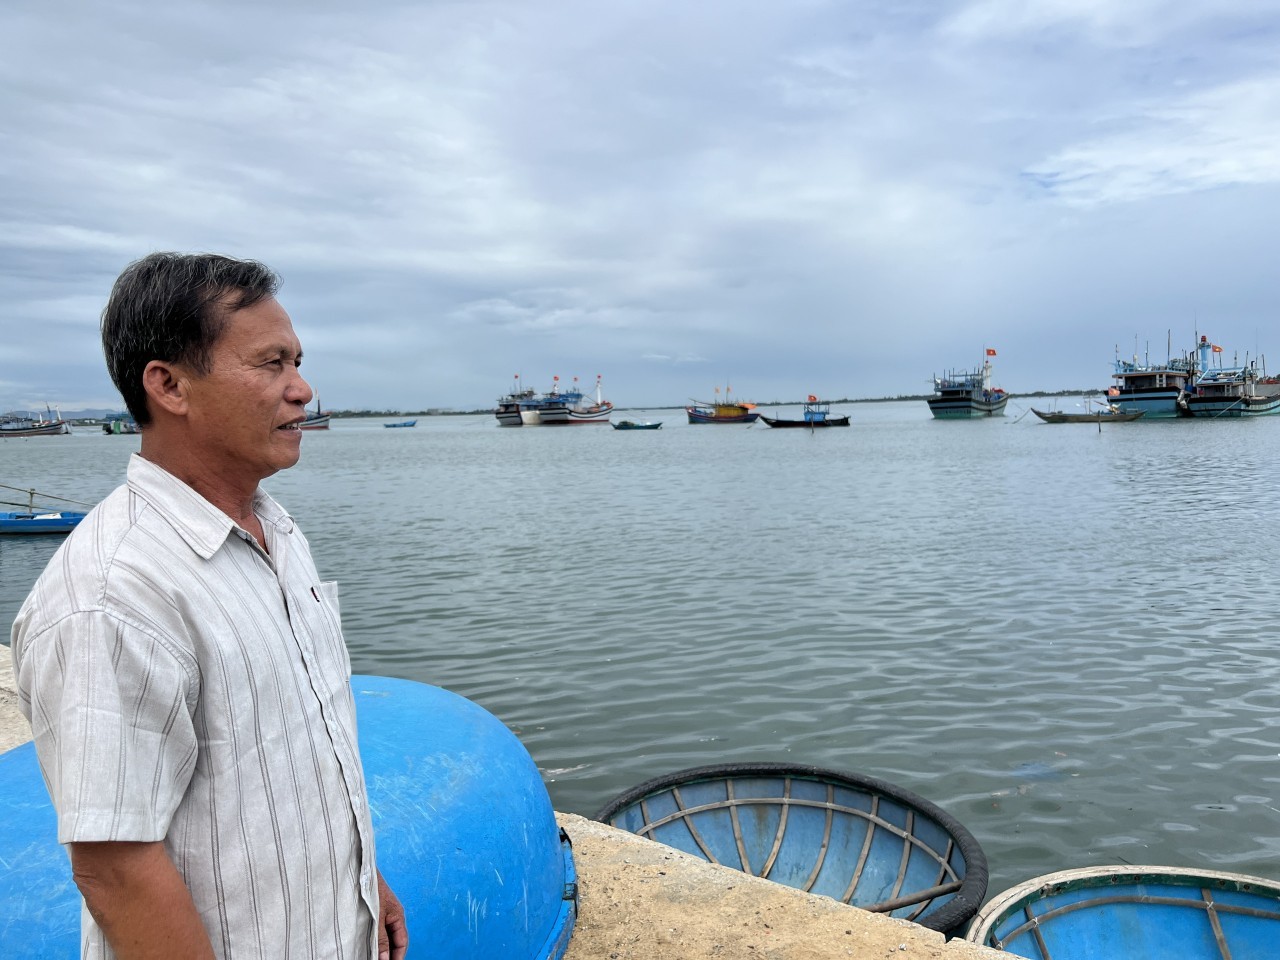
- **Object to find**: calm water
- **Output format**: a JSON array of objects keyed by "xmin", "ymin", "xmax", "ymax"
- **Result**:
[{"xmin": 4, "ymin": 401, "xmax": 1280, "ymax": 897}]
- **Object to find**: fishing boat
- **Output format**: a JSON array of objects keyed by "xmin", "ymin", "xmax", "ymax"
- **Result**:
[
  {"xmin": 1182, "ymin": 337, "xmax": 1280, "ymax": 417},
  {"xmin": 595, "ymin": 762, "xmax": 988, "ymax": 936},
  {"xmin": 686, "ymin": 386, "xmax": 759, "ymax": 424},
  {"xmin": 966, "ymin": 864, "xmax": 1280, "ymax": 958},
  {"xmin": 927, "ymin": 351, "xmax": 1008, "ymax": 419},
  {"xmin": 1031, "ymin": 405, "xmax": 1146, "ymax": 424},
  {"xmin": 0, "ymin": 485, "xmax": 91, "ymax": 535},
  {"xmin": 1109, "ymin": 339, "xmax": 1198, "ymax": 418},
  {"xmin": 611, "ymin": 419, "xmax": 662, "ymax": 430},
  {"xmin": 539, "ymin": 375, "xmax": 613, "ymax": 425},
  {"xmin": 102, "ymin": 412, "xmax": 139, "ymax": 435},
  {"xmin": 0, "ymin": 410, "xmax": 70, "ymax": 437},
  {"xmin": 760, "ymin": 396, "xmax": 850, "ymax": 428},
  {"xmin": 495, "ymin": 376, "xmax": 536, "ymax": 426},
  {"xmin": 299, "ymin": 397, "xmax": 331, "ymax": 430},
  {"xmin": 0, "ymin": 511, "xmax": 87, "ymax": 535},
  {"xmin": 383, "ymin": 420, "xmax": 417, "ymax": 428}
]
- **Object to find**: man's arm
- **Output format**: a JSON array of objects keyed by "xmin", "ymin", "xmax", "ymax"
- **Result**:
[
  {"xmin": 376, "ymin": 870, "xmax": 408, "ymax": 960},
  {"xmin": 70, "ymin": 841, "xmax": 216, "ymax": 960}
]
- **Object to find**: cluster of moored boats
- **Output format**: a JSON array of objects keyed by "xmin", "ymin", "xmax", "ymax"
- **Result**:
[{"xmin": 933, "ymin": 336, "xmax": 1280, "ymax": 421}]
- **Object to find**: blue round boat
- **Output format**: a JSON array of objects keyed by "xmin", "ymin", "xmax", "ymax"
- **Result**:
[
  {"xmin": 0, "ymin": 674, "xmax": 576, "ymax": 959},
  {"xmin": 594, "ymin": 761, "xmax": 988, "ymax": 935},
  {"xmin": 966, "ymin": 865, "xmax": 1280, "ymax": 959}
]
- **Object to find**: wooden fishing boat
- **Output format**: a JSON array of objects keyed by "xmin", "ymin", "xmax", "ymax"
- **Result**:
[
  {"xmin": 966, "ymin": 865, "xmax": 1280, "ymax": 958},
  {"xmin": 686, "ymin": 386, "xmax": 759, "ymax": 424},
  {"xmin": 1032, "ymin": 408, "xmax": 1145, "ymax": 424},
  {"xmin": 383, "ymin": 420, "xmax": 417, "ymax": 428},
  {"xmin": 760, "ymin": 396, "xmax": 850, "ymax": 428},
  {"xmin": 611, "ymin": 420, "xmax": 662, "ymax": 430},
  {"xmin": 594, "ymin": 762, "xmax": 988, "ymax": 935},
  {"xmin": 102, "ymin": 412, "xmax": 140, "ymax": 435}
]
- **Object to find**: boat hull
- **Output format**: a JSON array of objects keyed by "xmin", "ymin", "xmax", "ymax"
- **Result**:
[
  {"xmin": 1032, "ymin": 409, "xmax": 1145, "ymax": 423},
  {"xmin": 541, "ymin": 405, "xmax": 613, "ymax": 424},
  {"xmin": 927, "ymin": 396, "xmax": 1008, "ymax": 419},
  {"xmin": 1107, "ymin": 389, "xmax": 1186, "ymax": 418},
  {"xmin": 1184, "ymin": 393, "xmax": 1280, "ymax": 418},
  {"xmin": 0, "ymin": 511, "xmax": 87, "ymax": 535},
  {"xmin": 0, "ymin": 422, "xmax": 70, "ymax": 437},
  {"xmin": 612, "ymin": 421, "xmax": 662, "ymax": 430},
  {"xmin": 299, "ymin": 415, "xmax": 330, "ymax": 430},
  {"xmin": 686, "ymin": 406, "xmax": 759, "ymax": 424},
  {"xmin": 760, "ymin": 416, "xmax": 850, "ymax": 427},
  {"xmin": 967, "ymin": 865, "xmax": 1280, "ymax": 958}
]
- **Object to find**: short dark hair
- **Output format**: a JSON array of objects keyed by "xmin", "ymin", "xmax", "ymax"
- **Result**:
[{"xmin": 101, "ymin": 252, "xmax": 281, "ymax": 425}]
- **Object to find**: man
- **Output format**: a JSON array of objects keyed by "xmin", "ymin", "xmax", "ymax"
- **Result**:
[{"xmin": 10, "ymin": 253, "xmax": 408, "ymax": 960}]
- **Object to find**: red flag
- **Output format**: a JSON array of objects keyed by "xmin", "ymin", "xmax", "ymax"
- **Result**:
[
  {"xmin": 1212, "ymin": 344, "xmax": 1223, "ymax": 353},
  {"xmin": 985, "ymin": 348, "xmax": 997, "ymax": 357},
  {"xmin": 807, "ymin": 394, "xmax": 818, "ymax": 402}
]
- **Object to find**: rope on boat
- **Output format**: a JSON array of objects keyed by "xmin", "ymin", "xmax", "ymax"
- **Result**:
[{"xmin": 0, "ymin": 483, "xmax": 96, "ymax": 508}]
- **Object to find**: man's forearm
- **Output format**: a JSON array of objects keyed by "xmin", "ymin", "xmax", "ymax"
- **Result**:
[{"xmin": 70, "ymin": 840, "xmax": 216, "ymax": 960}]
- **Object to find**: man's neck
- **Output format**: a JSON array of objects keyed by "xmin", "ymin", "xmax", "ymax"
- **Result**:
[{"xmin": 139, "ymin": 434, "xmax": 264, "ymax": 544}]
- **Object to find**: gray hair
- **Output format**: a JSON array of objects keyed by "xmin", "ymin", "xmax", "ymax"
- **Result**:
[{"xmin": 101, "ymin": 252, "xmax": 281, "ymax": 425}]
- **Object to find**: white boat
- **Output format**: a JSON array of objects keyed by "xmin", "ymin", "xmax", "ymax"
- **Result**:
[
  {"xmin": 1183, "ymin": 336, "xmax": 1280, "ymax": 418},
  {"xmin": 539, "ymin": 375, "xmax": 613, "ymax": 425},
  {"xmin": 927, "ymin": 353, "xmax": 1008, "ymax": 419}
]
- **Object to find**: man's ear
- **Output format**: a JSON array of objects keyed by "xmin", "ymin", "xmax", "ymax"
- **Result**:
[{"xmin": 141, "ymin": 360, "xmax": 190, "ymax": 417}]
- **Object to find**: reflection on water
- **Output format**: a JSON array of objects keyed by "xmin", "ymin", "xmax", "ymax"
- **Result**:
[{"xmin": 4, "ymin": 405, "xmax": 1280, "ymax": 894}]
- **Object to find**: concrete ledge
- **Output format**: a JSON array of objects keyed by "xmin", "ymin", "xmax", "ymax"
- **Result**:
[
  {"xmin": 557, "ymin": 812, "xmax": 1000, "ymax": 960},
  {"xmin": 0, "ymin": 656, "xmax": 999, "ymax": 957}
]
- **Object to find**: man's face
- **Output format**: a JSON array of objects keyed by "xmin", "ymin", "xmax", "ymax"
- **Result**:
[{"xmin": 182, "ymin": 296, "xmax": 313, "ymax": 483}]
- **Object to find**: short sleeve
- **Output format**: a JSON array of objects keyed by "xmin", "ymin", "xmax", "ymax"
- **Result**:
[{"xmin": 18, "ymin": 610, "xmax": 198, "ymax": 844}]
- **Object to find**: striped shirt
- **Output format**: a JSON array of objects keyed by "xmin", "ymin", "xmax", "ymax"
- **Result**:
[{"xmin": 10, "ymin": 454, "xmax": 379, "ymax": 959}]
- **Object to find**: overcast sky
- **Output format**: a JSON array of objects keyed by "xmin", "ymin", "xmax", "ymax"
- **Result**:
[{"xmin": 4, "ymin": 0, "xmax": 1280, "ymax": 412}]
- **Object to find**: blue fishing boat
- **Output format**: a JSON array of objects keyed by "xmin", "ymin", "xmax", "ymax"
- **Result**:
[
  {"xmin": 928, "ymin": 352, "xmax": 1008, "ymax": 419},
  {"xmin": 1182, "ymin": 337, "xmax": 1280, "ymax": 418},
  {"xmin": 594, "ymin": 762, "xmax": 988, "ymax": 936},
  {"xmin": 0, "ymin": 511, "xmax": 87, "ymax": 535},
  {"xmin": 760, "ymin": 395, "xmax": 850, "ymax": 427},
  {"xmin": 383, "ymin": 419, "xmax": 417, "ymax": 428},
  {"xmin": 1109, "ymin": 343, "xmax": 1197, "ymax": 419},
  {"xmin": 966, "ymin": 865, "xmax": 1280, "ymax": 959}
]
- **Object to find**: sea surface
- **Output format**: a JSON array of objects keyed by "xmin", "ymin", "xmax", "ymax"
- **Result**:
[{"xmin": 4, "ymin": 400, "xmax": 1280, "ymax": 899}]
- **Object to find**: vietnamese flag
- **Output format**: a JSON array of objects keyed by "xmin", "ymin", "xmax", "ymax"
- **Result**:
[
  {"xmin": 1212, "ymin": 344, "xmax": 1224, "ymax": 353},
  {"xmin": 986, "ymin": 348, "xmax": 997, "ymax": 357}
]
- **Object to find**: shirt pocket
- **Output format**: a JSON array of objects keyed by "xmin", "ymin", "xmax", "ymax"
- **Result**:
[{"xmin": 296, "ymin": 580, "xmax": 353, "ymax": 695}]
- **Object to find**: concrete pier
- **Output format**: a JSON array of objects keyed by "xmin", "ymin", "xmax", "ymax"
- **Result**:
[{"xmin": 0, "ymin": 655, "xmax": 1001, "ymax": 959}]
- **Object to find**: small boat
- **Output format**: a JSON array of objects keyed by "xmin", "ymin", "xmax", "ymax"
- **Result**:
[
  {"xmin": 760, "ymin": 396, "xmax": 850, "ymax": 428},
  {"xmin": 0, "ymin": 484, "xmax": 90, "ymax": 535},
  {"xmin": 0, "ymin": 511, "xmax": 87, "ymax": 535},
  {"xmin": 299, "ymin": 397, "xmax": 331, "ymax": 430},
  {"xmin": 1, "ymin": 409, "xmax": 70, "ymax": 437},
  {"xmin": 966, "ymin": 864, "xmax": 1280, "ymax": 958},
  {"xmin": 686, "ymin": 386, "xmax": 759, "ymax": 424},
  {"xmin": 1032, "ymin": 405, "xmax": 1146, "ymax": 424},
  {"xmin": 383, "ymin": 420, "xmax": 417, "ymax": 428},
  {"xmin": 611, "ymin": 420, "xmax": 662, "ymax": 430},
  {"xmin": 1182, "ymin": 338, "xmax": 1280, "ymax": 418},
  {"xmin": 594, "ymin": 762, "xmax": 988, "ymax": 936},
  {"xmin": 102, "ymin": 412, "xmax": 140, "ymax": 435},
  {"xmin": 928, "ymin": 352, "xmax": 1008, "ymax": 419}
]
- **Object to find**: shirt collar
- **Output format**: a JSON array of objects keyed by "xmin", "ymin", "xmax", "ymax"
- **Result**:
[{"xmin": 126, "ymin": 454, "xmax": 294, "ymax": 560}]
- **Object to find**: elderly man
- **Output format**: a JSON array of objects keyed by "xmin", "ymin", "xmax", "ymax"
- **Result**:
[{"xmin": 10, "ymin": 253, "xmax": 407, "ymax": 960}]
